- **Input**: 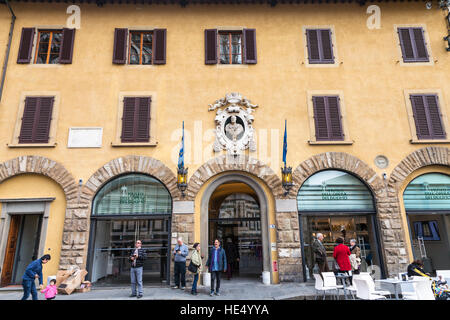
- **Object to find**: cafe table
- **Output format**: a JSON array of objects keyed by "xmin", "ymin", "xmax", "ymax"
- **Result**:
[{"xmin": 376, "ymin": 278, "xmax": 420, "ymax": 300}]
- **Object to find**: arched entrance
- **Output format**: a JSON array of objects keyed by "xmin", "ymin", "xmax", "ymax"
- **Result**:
[
  {"xmin": 403, "ymin": 172, "xmax": 450, "ymax": 273},
  {"xmin": 87, "ymin": 173, "xmax": 172, "ymax": 285},
  {"xmin": 200, "ymin": 174, "xmax": 272, "ymax": 283},
  {"xmin": 297, "ymin": 169, "xmax": 384, "ymax": 281}
]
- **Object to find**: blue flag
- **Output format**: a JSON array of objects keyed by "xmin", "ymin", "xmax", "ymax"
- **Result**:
[
  {"xmin": 178, "ymin": 121, "xmax": 184, "ymax": 170},
  {"xmin": 282, "ymin": 120, "xmax": 287, "ymax": 167}
]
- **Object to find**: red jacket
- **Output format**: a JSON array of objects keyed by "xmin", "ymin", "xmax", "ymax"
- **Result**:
[{"xmin": 333, "ymin": 244, "xmax": 351, "ymax": 271}]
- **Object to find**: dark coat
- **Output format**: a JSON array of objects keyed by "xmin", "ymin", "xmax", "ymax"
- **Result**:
[
  {"xmin": 407, "ymin": 263, "xmax": 426, "ymax": 277},
  {"xmin": 22, "ymin": 259, "xmax": 43, "ymax": 285},
  {"xmin": 312, "ymin": 239, "xmax": 327, "ymax": 263},
  {"xmin": 206, "ymin": 247, "xmax": 227, "ymax": 272},
  {"xmin": 129, "ymin": 248, "xmax": 147, "ymax": 268}
]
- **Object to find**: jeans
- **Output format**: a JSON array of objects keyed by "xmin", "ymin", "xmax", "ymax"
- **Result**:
[
  {"xmin": 211, "ymin": 271, "xmax": 222, "ymax": 293},
  {"xmin": 130, "ymin": 267, "xmax": 143, "ymax": 296},
  {"xmin": 21, "ymin": 279, "xmax": 38, "ymax": 300},
  {"xmin": 174, "ymin": 261, "xmax": 186, "ymax": 287},
  {"xmin": 191, "ymin": 273, "xmax": 199, "ymax": 293}
]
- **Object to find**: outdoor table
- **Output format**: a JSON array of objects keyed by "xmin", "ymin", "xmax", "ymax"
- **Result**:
[
  {"xmin": 376, "ymin": 279, "xmax": 419, "ymax": 300},
  {"xmin": 335, "ymin": 273, "xmax": 352, "ymax": 300}
]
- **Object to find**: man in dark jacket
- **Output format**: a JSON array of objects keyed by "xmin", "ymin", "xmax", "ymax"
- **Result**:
[
  {"xmin": 129, "ymin": 240, "xmax": 146, "ymax": 298},
  {"xmin": 21, "ymin": 254, "xmax": 51, "ymax": 300},
  {"xmin": 312, "ymin": 233, "xmax": 329, "ymax": 273},
  {"xmin": 206, "ymin": 239, "xmax": 227, "ymax": 296}
]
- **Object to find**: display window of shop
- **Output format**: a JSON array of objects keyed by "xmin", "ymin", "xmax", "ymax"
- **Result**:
[
  {"xmin": 88, "ymin": 174, "xmax": 172, "ymax": 285},
  {"xmin": 404, "ymin": 173, "xmax": 450, "ymax": 273},
  {"xmin": 297, "ymin": 170, "xmax": 384, "ymax": 281}
]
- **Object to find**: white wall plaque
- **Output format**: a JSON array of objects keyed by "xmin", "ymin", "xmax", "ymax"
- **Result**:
[{"xmin": 68, "ymin": 127, "xmax": 103, "ymax": 148}]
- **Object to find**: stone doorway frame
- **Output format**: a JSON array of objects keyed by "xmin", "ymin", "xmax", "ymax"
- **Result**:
[{"xmin": 200, "ymin": 173, "xmax": 272, "ymax": 283}]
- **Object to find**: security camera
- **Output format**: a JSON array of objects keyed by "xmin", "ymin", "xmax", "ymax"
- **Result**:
[
  {"xmin": 382, "ymin": 173, "xmax": 387, "ymax": 180},
  {"xmin": 426, "ymin": 1, "xmax": 432, "ymax": 9},
  {"xmin": 78, "ymin": 179, "xmax": 83, "ymax": 186}
]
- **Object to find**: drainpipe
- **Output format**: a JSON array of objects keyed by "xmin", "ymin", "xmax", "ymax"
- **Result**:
[{"xmin": 0, "ymin": 0, "xmax": 16, "ymax": 102}]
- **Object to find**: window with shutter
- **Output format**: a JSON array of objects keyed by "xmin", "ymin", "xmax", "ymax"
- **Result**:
[
  {"xmin": 121, "ymin": 97, "xmax": 151, "ymax": 143},
  {"xmin": 410, "ymin": 94, "xmax": 446, "ymax": 140},
  {"xmin": 398, "ymin": 27, "xmax": 429, "ymax": 63},
  {"xmin": 19, "ymin": 97, "xmax": 54, "ymax": 144},
  {"xmin": 306, "ymin": 29, "xmax": 334, "ymax": 64},
  {"xmin": 34, "ymin": 30, "xmax": 63, "ymax": 64},
  {"xmin": 113, "ymin": 28, "xmax": 128, "ymax": 64},
  {"xmin": 312, "ymin": 96, "xmax": 344, "ymax": 141}
]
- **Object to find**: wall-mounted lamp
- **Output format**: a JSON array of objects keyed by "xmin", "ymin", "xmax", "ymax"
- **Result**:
[
  {"xmin": 177, "ymin": 167, "xmax": 188, "ymax": 197},
  {"xmin": 281, "ymin": 165, "xmax": 293, "ymax": 196}
]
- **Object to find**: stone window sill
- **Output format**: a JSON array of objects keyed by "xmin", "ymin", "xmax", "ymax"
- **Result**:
[
  {"xmin": 410, "ymin": 139, "xmax": 450, "ymax": 144},
  {"xmin": 111, "ymin": 141, "xmax": 158, "ymax": 147},
  {"xmin": 7, "ymin": 142, "xmax": 57, "ymax": 148},
  {"xmin": 308, "ymin": 140, "xmax": 354, "ymax": 145}
]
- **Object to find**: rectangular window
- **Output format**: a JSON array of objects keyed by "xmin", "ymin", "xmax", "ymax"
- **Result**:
[
  {"xmin": 34, "ymin": 30, "xmax": 63, "ymax": 64},
  {"xmin": 19, "ymin": 97, "xmax": 54, "ymax": 143},
  {"xmin": 312, "ymin": 96, "xmax": 344, "ymax": 141},
  {"xmin": 129, "ymin": 31, "xmax": 153, "ymax": 65},
  {"xmin": 121, "ymin": 97, "xmax": 151, "ymax": 143},
  {"xmin": 306, "ymin": 29, "xmax": 335, "ymax": 64},
  {"xmin": 398, "ymin": 27, "xmax": 429, "ymax": 63},
  {"xmin": 219, "ymin": 32, "xmax": 243, "ymax": 65},
  {"xmin": 410, "ymin": 94, "xmax": 446, "ymax": 140}
]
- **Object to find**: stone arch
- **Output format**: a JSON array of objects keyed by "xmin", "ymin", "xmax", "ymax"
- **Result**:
[
  {"xmin": 0, "ymin": 155, "xmax": 78, "ymax": 202},
  {"xmin": 292, "ymin": 152, "xmax": 407, "ymax": 277},
  {"xmin": 185, "ymin": 155, "xmax": 284, "ymax": 201},
  {"xmin": 81, "ymin": 155, "xmax": 181, "ymax": 203},
  {"xmin": 0, "ymin": 156, "xmax": 79, "ymax": 270},
  {"xmin": 387, "ymin": 146, "xmax": 450, "ymax": 266}
]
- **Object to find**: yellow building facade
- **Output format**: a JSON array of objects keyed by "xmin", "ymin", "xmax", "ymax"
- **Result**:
[{"xmin": 0, "ymin": 0, "xmax": 449, "ymax": 287}]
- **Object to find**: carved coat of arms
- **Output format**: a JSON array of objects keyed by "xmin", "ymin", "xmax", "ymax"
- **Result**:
[{"xmin": 208, "ymin": 93, "xmax": 258, "ymax": 155}]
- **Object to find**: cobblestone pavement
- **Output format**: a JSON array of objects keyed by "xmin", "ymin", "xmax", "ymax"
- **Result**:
[{"xmin": 0, "ymin": 279, "xmax": 319, "ymax": 300}]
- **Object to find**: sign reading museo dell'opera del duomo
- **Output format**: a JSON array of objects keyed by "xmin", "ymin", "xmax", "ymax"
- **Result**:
[{"xmin": 0, "ymin": 0, "xmax": 449, "ymax": 288}]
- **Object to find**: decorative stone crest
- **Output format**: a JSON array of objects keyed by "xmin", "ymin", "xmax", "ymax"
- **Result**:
[{"xmin": 208, "ymin": 93, "xmax": 258, "ymax": 155}]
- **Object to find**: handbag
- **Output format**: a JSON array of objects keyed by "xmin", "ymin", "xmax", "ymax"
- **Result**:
[{"xmin": 188, "ymin": 260, "xmax": 198, "ymax": 273}]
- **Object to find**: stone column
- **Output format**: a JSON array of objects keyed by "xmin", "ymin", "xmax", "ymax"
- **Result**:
[{"xmin": 275, "ymin": 199, "xmax": 302, "ymax": 282}]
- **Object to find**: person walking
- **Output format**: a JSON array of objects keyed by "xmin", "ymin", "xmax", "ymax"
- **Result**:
[
  {"xmin": 172, "ymin": 237, "xmax": 189, "ymax": 290},
  {"xmin": 333, "ymin": 237, "xmax": 352, "ymax": 285},
  {"xmin": 206, "ymin": 239, "xmax": 227, "ymax": 296},
  {"xmin": 41, "ymin": 279, "xmax": 57, "ymax": 300},
  {"xmin": 129, "ymin": 239, "xmax": 146, "ymax": 299},
  {"xmin": 21, "ymin": 254, "xmax": 51, "ymax": 300},
  {"xmin": 189, "ymin": 243, "xmax": 203, "ymax": 295},
  {"xmin": 349, "ymin": 239, "xmax": 361, "ymax": 275},
  {"xmin": 312, "ymin": 233, "xmax": 329, "ymax": 273}
]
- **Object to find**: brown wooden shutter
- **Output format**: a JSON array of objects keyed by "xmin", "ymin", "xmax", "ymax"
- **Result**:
[
  {"xmin": 136, "ymin": 97, "xmax": 151, "ymax": 142},
  {"xmin": 121, "ymin": 97, "xmax": 136, "ymax": 142},
  {"xmin": 34, "ymin": 97, "xmax": 54, "ymax": 143},
  {"xmin": 17, "ymin": 28, "xmax": 35, "ymax": 64},
  {"xmin": 153, "ymin": 29, "xmax": 166, "ymax": 65},
  {"xmin": 205, "ymin": 29, "xmax": 218, "ymax": 65},
  {"xmin": 411, "ymin": 94, "xmax": 446, "ymax": 140},
  {"xmin": 412, "ymin": 28, "xmax": 429, "ymax": 61},
  {"xmin": 19, "ymin": 97, "xmax": 53, "ymax": 143},
  {"xmin": 398, "ymin": 28, "xmax": 429, "ymax": 62},
  {"xmin": 113, "ymin": 28, "xmax": 128, "ymax": 64},
  {"xmin": 243, "ymin": 29, "xmax": 257, "ymax": 64},
  {"xmin": 426, "ymin": 95, "xmax": 446, "ymax": 139},
  {"xmin": 327, "ymin": 96, "xmax": 344, "ymax": 140},
  {"xmin": 320, "ymin": 29, "xmax": 334, "ymax": 63},
  {"xmin": 59, "ymin": 28, "xmax": 76, "ymax": 64},
  {"xmin": 410, "ymin": 95, "xmax": 431, "ymax": 139},
  {"xmin": 306, "ymin": 29, "xmax": 320, "ymax": 64},
  {"xmin": 313, "ymin": 96, "xmax": 344, "ymax": 141},
  {"xmin": 312, "ymin": 96, "xmax": 329, "ymax": 140}
]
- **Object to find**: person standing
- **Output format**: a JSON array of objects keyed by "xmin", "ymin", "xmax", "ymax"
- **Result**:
[
  {"xmin": 312, "ymin": 233, "xmax": 329, "ymax": 273},
  {"xmin": 224, "ymin": 238, "xmax": 239, "ymax": 280},
  {"xmin": 172, "ymin": 237, "xmax": 189, "ymax": 290},
  {"xmin": 349, "ymin": 239, "xmax": 361, "ymax": 275},
  {"xmin": 129, "ymin": 239, "xmax": 146, "ymax": 299},
  {"xmin": 333, "ymin": 237, "xmax": 352, "ymax": 285},
  {"xmin": 190, "ymin": 243, "xmax": 203, "ymax": 295},
  {"xmin": 21, "ymin": 254, "xmax": 51, "ymax": 300},
  {"xmin": 206, "ymin": 239, "xmax": 227, "ymax": 296}
]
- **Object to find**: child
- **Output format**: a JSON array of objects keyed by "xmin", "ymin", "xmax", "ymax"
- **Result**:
[{"xmin": 41, "ymin": 279, "xmax": 57, "ymax": 300}]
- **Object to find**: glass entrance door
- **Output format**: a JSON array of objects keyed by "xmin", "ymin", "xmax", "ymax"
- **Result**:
[
  {"xmin": 90, "ymin": 218, "xmax": 170, "ymax": 285},
  {"xmin": 300, "ymin": 214, "xmax": 382, "ymax": 281}
]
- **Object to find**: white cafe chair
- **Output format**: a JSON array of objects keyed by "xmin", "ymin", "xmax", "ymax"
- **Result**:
[
  {"xmin": 353, "ymin": 278, "xmax": 387, "ymax": 300},
  {"xmin": 313, "ymin": 273, "xmax": 339, "ymax": 300},
  {"xmin": 322, "ymin": 272, "xmax": 346, "ymax": 298},
  {"xmin": 357, "ymin": 273, "xmax": 391, "ymax": 297},
  {"xmin": 403, "ymin": 278, "xmax": 435, "ymax": 300}
]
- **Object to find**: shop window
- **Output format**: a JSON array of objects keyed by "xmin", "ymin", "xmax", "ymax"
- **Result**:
[{"xmin": 413, "ymin": 221, "xmax": 440, "ymax": 241}]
